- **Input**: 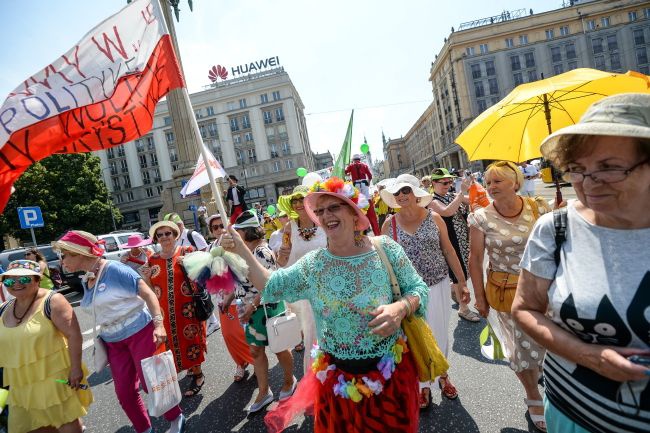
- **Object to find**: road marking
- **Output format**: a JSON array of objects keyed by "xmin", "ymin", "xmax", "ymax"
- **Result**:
[
  {"xmin": 82, "ymin": 326, "xmax": 100, "ymax": 335},
  {"xmin": 82, "ymin": 339, "xmax": 94, "ymax": 350}
]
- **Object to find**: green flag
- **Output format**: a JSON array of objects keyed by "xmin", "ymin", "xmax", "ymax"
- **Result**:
[{"xmin": 331, "ymin": 110, "xmax": 354, "ymax": 178}]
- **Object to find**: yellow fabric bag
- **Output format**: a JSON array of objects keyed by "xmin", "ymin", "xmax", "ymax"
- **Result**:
[{"xmin": 370, "ymin": 237, "xmax": 449, "ymax": 382}]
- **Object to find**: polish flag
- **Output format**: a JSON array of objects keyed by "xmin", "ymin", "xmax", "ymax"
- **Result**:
[
  {"xmin": 180, "ymin": 144, "xmax": 226, "ymax": 197},
  {"xmin": 0, "ymin": 0, "xmax": 185, "ymax": 212}
]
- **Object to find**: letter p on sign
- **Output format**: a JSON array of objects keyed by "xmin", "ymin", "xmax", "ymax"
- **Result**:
[{"xmin": 18, "ymin": 207, "xmax": 44, "ymax": 229}]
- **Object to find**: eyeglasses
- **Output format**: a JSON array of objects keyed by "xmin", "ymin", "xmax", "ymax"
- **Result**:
[
  {"xmin": 210, "ymin": 224, "xmax": 224, "ymax": 231},
  {"xmin": 392, "ymin": 186, "xmax": 413, "ymax": 196},
  {"xmin": 436, "ymin": 180, "xmax": 453, "ymax": 186},
  {"xmin": 156, "ymin": 231, "xmax": 174, "ymax": 239},
  {"xmin": 24, "ymin": 252, "xmax": 34, "ymax": 257},
  {"xmin": 3, "ymin": 276, "xmax": 33, "ymax": 287},
  {"xmin": 562, "ymin": 159, "xmax": 649, "ymax": 184},
  {"xmin": 59, "ymin": 252, "xmax": 78, "ymax": 260},
  {"xmin": 290, "ymin": 197, "xmax": 304, "ymax": 205},
  {"xmin": 313, "ymin": 203, "xmax": 348, "ymax": 217}
]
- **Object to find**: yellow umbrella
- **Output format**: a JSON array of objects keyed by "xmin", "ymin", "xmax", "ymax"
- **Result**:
[{"xmin": 456, "ymin": 68, "xmax": 650, "ymax": 163}]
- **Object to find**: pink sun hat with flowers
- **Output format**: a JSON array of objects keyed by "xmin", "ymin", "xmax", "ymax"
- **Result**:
[
  {"xmin": 123, "ymin": 234, "xmax": 152, "ymax": 249},
  {"xmin": 303, "ymin": 177, "xmax": 371, "ymax": 231}
]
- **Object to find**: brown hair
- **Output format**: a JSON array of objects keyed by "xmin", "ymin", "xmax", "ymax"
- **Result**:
[
  {"xmin": 25, "ymin": 248, "xmax": 45, "ymax": 262},
  {"xmin": 548, "ymin": 135, "xmax": 650, "ymax": 171}
]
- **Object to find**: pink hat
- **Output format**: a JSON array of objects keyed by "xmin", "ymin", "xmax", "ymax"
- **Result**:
[
  {"xmin": 123, "ymin": 234, "xmax": 152, "ymax": 248},
  {"xmin": 303, "ymin": 177, "xmax": 370, "ymax": 231}
]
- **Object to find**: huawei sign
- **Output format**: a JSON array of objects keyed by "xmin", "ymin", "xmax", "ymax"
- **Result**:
[{"xmin": 208, "ymin": 65, "xmax": 228, "ymax": 82}]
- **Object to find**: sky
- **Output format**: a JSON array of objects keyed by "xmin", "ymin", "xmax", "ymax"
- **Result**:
[{"xmin": 0, "ymin": 0, "xmax": 554, "ymax": 163}]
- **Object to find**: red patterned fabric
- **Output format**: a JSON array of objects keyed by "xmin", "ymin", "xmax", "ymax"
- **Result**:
[{"xmin": 148, "ymin": 247, "xmax": 206, "ymax": 372}]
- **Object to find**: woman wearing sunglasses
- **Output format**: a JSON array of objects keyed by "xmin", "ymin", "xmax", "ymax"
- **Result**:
[
  {"xmin": 428, "ymin": 169, "xmax": 479, "ymax": 324},
  {"xmin": 380, "ymin": 173, "xmax": 469, "ymax": 408},
  {"xmin": 467, "ymin": 161, "xmax": 549, "ymax": 431},
  {"xmin": 144, "ymin": 221, "xmax": 207, "ymax": 399},
  {"xmin": 0, "ymin": 259, "xmax": 92, "ymax": 433},
  {"xmin": 513, "ymin": 94, "xmax": 650, "ymax": 433},
  {"xmin": 54, "ymin": 230, "xmax": 182, "ymax": 433},
  {"xmin": 276, "ymin": 185, "xmax": 327, "ymax": 370},
  {"xmin": 221, "ymin": 177, "xmax": 428, "ymax": 433},
  {"xmin": 207, "ymin": 214, "xmax": 253, "ymax": 383}
]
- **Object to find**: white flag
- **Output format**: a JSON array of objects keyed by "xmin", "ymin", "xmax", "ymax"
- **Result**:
[{"xmin": 180, "ymin": 145, "xmax": 226, "ymax": 197}]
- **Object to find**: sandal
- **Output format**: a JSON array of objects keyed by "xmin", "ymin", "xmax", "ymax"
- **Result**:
[
  {"xmin": 458, "ymin": 309, "xmax": 481, "ymax": 323},
  {"xmin": 234, "ymin": 364, "xmax": 248, "ymax": 382},
  {"xmin": 294, "ymin": 342, "xmax": 305, "ymax": 352},
  {"xmin": 439, "ymin": 375, "xmax": 458, "ymax": 400},
  {"xmin": 419, "ymin": 388, "xmax": 431, "ymax": 410},
  {"xmin": 525, "ymin": 399, "xmax": 547, "ymax": 432},
  {"xmin": 184, "ymin": 373, "xmax": 205, "ymax": 397}
]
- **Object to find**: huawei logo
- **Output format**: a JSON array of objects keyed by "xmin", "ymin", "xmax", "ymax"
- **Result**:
[{"xmin": 208, "ymin": 65, "xmax": 228, "ymax": 82}]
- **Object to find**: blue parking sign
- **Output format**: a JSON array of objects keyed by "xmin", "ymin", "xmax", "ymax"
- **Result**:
[{"xmin": 18, "ymin": 207, "xmax": 44, "ymax": 229}]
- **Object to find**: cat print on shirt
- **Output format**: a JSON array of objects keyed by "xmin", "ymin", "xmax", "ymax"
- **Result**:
[{"xmin": 627, "ymin": 272, "xmax": 650, "ymax": 346}]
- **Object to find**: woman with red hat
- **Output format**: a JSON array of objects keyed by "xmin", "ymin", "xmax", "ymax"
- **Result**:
[{"xmin": 221, "ymin": 177, "xmax": 429, "ymax": 433}]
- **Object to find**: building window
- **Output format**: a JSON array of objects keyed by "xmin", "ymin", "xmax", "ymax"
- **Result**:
[
  {"xmin": 278, "ymin": 124, "xmax": 288, "ymax": 140},
  {"xmin": 629, "ymin": 11, "xmax": 638, "ymax": 22},
  {"xmin": 123, "ymin": 176, "xmax": 131, "ymax": 189},
  {"xmin": 166, "ymin": 131, "xmax": 174, "ymax": 144},
  {"xmin": 206, "ymin": 106, "xmax": 214, "ymax": 116},
  {"xmin": 260, "ymin": 93, "xmax": 269, "ymax": 104},
  {"xmin": 136, "ymin": 140, "xmax": 145, "ymax": 153},
  {"xmin": 107, "ymin": 148, "xmax": 115, "ymax": 159},
  {"xmin": 610, "ymin": 53, "xmax": 621, "ymax": 70},
  {"xmin": 164, "ymin": 116, "xmax": 171, "ymax": 126},
  {"xmin": 565, "ymin": 43, "xmax": 577, "ymax": 60},
  {"xmin": 634, "ymin": 29, "xmax": 646, "ymax": 45},
  {"xmin": 194, "ymin": 109, "xmax": 203, "ymax": 119},
  {"xmin": 545, "ymin": 29, "xmax": 554, "ymax": 40},
  {"xmin": 272, "ymin": 91, "xmax": 281, "ymax": 101},
  {"xmin": 474, "ymin": 81, "xmax": 485, "ymax": 98},
  {"xmin": 242, "ymin": 114, "xmax": 251, "ymax": 129},
  {"xmin": 607, "ymin": 34, "xmax": 618, "ymax": 51},
  {"xmin": 146, "ymin": 136, "xmax": 154, "ymax": 150},
  {"xmin": 263, "ymin": 111, "xmax": 273, "ymax": 124},
  {"xmin": 244, "ymin": 132, "xmax": 253, "ymax": 142},
  {"xmin": 156, "ymin": 185, "xmax": 163, "ymax": 195},
  {"xmin": 170, "ymin": 148, "xmax": 178, "ymax": 162},
  {"xmin": 524, "ymin": 52, "xmax": 535, "ymax": 68},
  {"xmin": 153, "ymin": 168, "xmax": 161, "ymax": 183},
  {"xmin": 560, "ymin": 26, "xmax": 570, "ymax": 36},
  {"xmin": 142, "ymin": 171, "xmax": 150, "ymax": 185},
  {"xmin": 466, "ymin": 46, "xmax": 475, "ymax": 56},
  {"xmin": 471, "ymin": 64, "xmax": 481, "ymax": 79},
  {"xmin": 567, "ymin": 61, "xmax": 578, "ymax": 71},
  {"xmin": 233, "ymin": 135, "xmax": 242, "ymax": 145},
  {"xmin": 266, "ymin": 126, "xmax": 275, "ymax": 142},
  {"xmin": 488, "ymin": 78, "xmax": 499, "ymax": 95},
  {"xmin": 553, "ymin": 64, "xmax": 564, "ymax": 75},
  {"xmin": 230, "ymin": 118, "xmax": 239, "ymax": 132},
  {"xmin": 594, "ymin": 55, "xmax": 606, "ymax": 70},
  {"xmin": 226, "ymin": 101, "xmax": 235, "ymax": 111},
  {"xmin": 248, "ymin": 148, "xmax": 257, "ymax": 163},
  {"xmin": 110, "ymin": 161, "xmax": 117, "ymax": 175},
  {"xmin": 527, "ymin": 70, "xmax": 538, "ymax": 82},
  {"xmin": 208, "ymin": 122, "xmax": 218, "ymax": 137},
  {"xmin": 513, "ymin": 72, "xmax": 523, "ymax": 86},
  {"xmin": 272, "ymin": 161, "xmax": 281, "ymax": 172},
  {"xmin": 281, "ymin": 142, "xmax": 290, "ymax": 155},
  {"xmin": 601, "ymin": 17, "xmax": 610, "ymax": 27},
  {"xmin": 485, "ymin": 61, "xmax": 495, "ymax": 76},
  {"xmin": 115, "ymin": 193, "xmax": 123, "ymax": 204},
  {"xmin": 127, "ymin": 191, "xmax": 134, "ymax": 201},
  {"xmin": 592, "ymin": 38, "xmax": 603, "ymax": 54},
  {"xmin": 645, "ymin": 8, "xmax": 650, "ymax": 19},
  {"xmin": 112, "ymin": 178, "xmax": 120, "ymax": 190},
  {"xmin": 479, "ymin": 43, "xmax": 488, "ymax": 54},
  {"xmin": 519, "ymin": 34, "xmax": 528, "ymax": 45},
  {"xmin": 139, "ymin": 154, "xmax": 147, "ymax": 168},
  {"xmin": 636, "ymin": 47, "xmax": 648, "ymax": 65},
  {"xmin": 505, "ymin": 38, "xmax": 514, "ymax": 48},
  {"xmin": 146, "ymin": 187, "xmax": 154, "ymax": 198},
  {"xmin": 117, "ymin": 146, "xmax": 125, "ymax": 157},
  {"xmin": 510, "ymin": 55, "xmax": 521, "ymax": 71},
  {"xmin": 551, "ymin": 46, "xmax": 562, "ymax": 63},
  {"xmin": 587, "ymin": 20, "xmax": 596, "ymax": 31},
  {"xmin": 239, "ymin": 98, "xmax": 247, "ymax": 109},
  {"xmin": 150, "ymin": 153, "xmax": 158, "ymax": 166},
  {"xmin": 120, "ymin": 159, "xmax": 128, "ymax": 172},
  {"xmin": 477, "ymin": 99, "xmax": 487, "ymax": 112},
  {"xmin": 275, "ymin": 107, "xmax": 285, "ymax": 122},
  {"xmin": 270, "ymin": 143, "xmax": 278, "ymax": 158},
  {"xmin": 285, "ymin": 159, "xmax": 294, "ymax": 169}
]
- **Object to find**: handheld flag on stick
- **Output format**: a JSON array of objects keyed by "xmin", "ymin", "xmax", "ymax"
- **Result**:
[
  {"xmin": 180, "ymin": 144, "xmax": 226, "ymax": 197},
  {"xmin": 0, "ymin": 0, "xmax": 184, "ymax": 212},
  {"xmin": 331, "ymin": 110, "xmax": 354, "ymax": 178}
]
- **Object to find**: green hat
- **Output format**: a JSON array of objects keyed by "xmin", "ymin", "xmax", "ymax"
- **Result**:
[
  {"xmin": 277, "ymin": 185, "xmax": 310, "ymax": 219},
  {"xmin": 430, "ymin": 168, "xmax": 457, "ymax": 180},
  {"xmin": 163, "ymin": 213, "xmax": 183, "ymax": 224}
]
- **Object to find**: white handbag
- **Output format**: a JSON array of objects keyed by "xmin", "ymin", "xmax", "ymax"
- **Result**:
[
  {"xmin": 90, "ymin": 262, "xmax": 109, "ymax": 373},
  {"xmin": 264, "ymin": 303, "xmax": 302, "ymax": 354},
  {"xmin": 141, "ymin": 350, "xmax": 182, "ymax": 417}
]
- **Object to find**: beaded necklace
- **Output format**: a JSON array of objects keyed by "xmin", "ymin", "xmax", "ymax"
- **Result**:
[{"xmin": 297, "ymin": 222, "xmax": 318, "ymax": 241}]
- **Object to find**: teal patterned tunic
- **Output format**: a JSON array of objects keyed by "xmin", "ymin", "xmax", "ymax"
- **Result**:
[{"xmin": 263, "ymin": 236, "xmax": 428, "ymax": 360}]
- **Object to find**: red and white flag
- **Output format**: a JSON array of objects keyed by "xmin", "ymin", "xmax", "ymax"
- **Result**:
[
  {"xmin": 180, "ymin": 144, "xmax": 226, "ymax": 198},
  {"xmin": 0, "ymin": 0, "xmax": 184, "ymax": 211}
]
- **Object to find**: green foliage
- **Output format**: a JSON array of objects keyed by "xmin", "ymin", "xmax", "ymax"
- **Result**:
[{"xmin": 0, "ymin": 154, "xmax": 122, "ymax": 244}]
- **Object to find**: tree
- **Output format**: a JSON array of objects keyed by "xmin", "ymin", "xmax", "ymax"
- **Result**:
[{"xmin": 0, "ymin": 154, "xmax": 122, "ymax": 245}]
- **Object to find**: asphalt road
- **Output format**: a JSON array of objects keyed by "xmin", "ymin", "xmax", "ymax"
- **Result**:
[{"xmin": 67, "ymin": 179, "xmax": 569, "ymax": 432}]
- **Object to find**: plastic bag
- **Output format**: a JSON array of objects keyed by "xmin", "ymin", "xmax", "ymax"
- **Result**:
[
  {"xmin": 469, "ymin": 182, "xmax": 490, "ymax": 212},
  {"xmin": 141, "ymin": 350, "xmax": 182, "ymax": 417},
  {"xmin": 479, "ymin": 309, "xmax": 510, "ymax": 360}
]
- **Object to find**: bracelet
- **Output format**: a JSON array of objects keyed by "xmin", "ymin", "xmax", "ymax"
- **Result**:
[
  {"xmin": 152, "ymin": 314, "xmax": 163, "ymax": 324},
  {"xmin": 400, "ymin": 298, "xmax": 411, "ymax": 317},
  {"xmin": 406, "ymin": 295, "xmax": 417, "ymax": 314}
]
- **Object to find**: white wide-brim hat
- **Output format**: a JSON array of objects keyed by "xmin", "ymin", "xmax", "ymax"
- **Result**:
[{"xmin": 380, "ymin": 174, "xmax": 433, "ymax": 209}]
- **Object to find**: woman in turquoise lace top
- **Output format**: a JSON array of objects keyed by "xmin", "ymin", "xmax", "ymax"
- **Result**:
[{"xmin": 221, "ymin": 177, "xmax": 428, "ymax": 433}]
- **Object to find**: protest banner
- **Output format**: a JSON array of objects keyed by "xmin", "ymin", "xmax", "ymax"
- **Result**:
[{"xmin": 0, "ymin": 0, "xmax": 184, "ymax": 211}]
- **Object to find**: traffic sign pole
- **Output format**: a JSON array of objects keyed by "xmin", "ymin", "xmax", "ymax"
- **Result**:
[{"xmin": 30, "ymin": 227, "xmax": 37, "ymax": 246}]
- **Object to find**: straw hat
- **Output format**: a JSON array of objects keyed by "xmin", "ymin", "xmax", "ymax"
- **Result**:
[
  {"xmin": 380, "ymin": 174, "xmax": 433, "ymax": 208},
  {"xmin": 1, "ymin": 260, "xmax": 41, "ymax": 277},
  {"xmin": 149, "ymin": 221, "xmax": 181, "ymax": 241},
  {"xmin": 52, "ymin": 230, "xmax": 104, "ymax": 257}
]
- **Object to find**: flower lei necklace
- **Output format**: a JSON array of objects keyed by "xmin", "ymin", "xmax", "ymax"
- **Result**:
[{"xmin": 310, "ymin": 336, "xmax": 408, "ymax": 403}]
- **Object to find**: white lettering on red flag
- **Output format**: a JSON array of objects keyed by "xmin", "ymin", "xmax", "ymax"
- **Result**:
[
  {"xmin": 0, "ymin": 0, "xmax": 185, "ymax": 211},
  {"xmin": 180, "ymin": 145, "xmax": 227, "ymax": 197}
]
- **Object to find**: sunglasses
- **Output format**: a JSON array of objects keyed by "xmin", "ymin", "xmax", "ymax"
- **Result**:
[
  {"xmin": 436, "ymin": 180, "xmax": 453, "ymax": 186},
  {"xmin": 24, "ymin": 252, "xmax": 34, "ymax": 257},
  {"xmin": 313, "ymin": 203, "xmax": 348, "ymax": 217},
  {"xmin": 156, "ymin": 231, "xmax": 174, "ymax": 239},
  {"xmin": 3, "ymin": 276, "xmax": 33, "ymax": 287},
  {"xmin": 290, "ymin": 197, "xmax": 305, "ymax": 205},
  {"xmin": 210, "ymin": 224, "xmax": 224, "ymax": 231},
  {"xmin": 392, "ymin": 186, "xmax": 413, "ymax": 196}
]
